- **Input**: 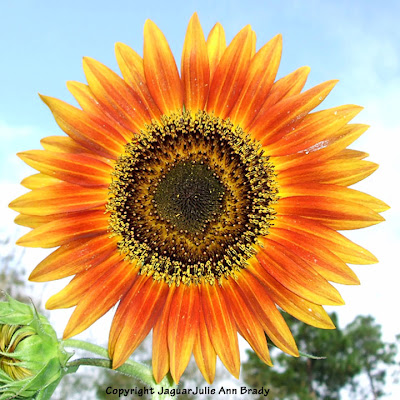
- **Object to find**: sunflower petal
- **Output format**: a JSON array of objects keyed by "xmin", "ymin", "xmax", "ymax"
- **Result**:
[
  {"xmin": 41, "ymin": 135, "xmax": 87, "ymax": 154},
  {"xmin": 275, "ymin": 215, "xmax": 378, "ymax": 264},
  {"xmin": 181, "ymin": 13, "xmax": 210, "ymax": 112},
  {"xmin": 247, "ymin": 260, "xmax": 335, "ymax": 329},
  {"xmin": 267, "ymin": 105, "xmax": 363, "ymax": 156},
  {"xmin": 238, "ymin": 270, "xmax": 299, "ymax": 356},
  {"xmin": 251, "ymin": 80, "xmax": 338, "ymax": 144},
  {"xmin": 258, "ymin": 66, "xmax": 310, "ymax": 111},
  {"xmin": 193, "ymin": 308, "xmax": 217, "ymax": 384},
  {"xmin": 206, "ymin": 23, "xmax": 226, "ymax": 81},
  {"xmin": 201, "ymin": 284, "xmax": 240, "ymax": 378},
  {"xmin": 275, "ymin": 195, "xmax": 384, "ymax": 230},
  {"xmin": 250, "ymin": 29, "xmax": 257, "ymax": 58},
  {"xmin": 168, "ymin": 284, "xmax": 199, "ymax": 383},
  {"xmin": 20, "ymin": 173, "xmax": 59, "ymax": 190},
  {"xmin": 83, "ymin": 57, "xmax": 152, "ymax": 132},
  {"xmin": 206, "ymin": 25, "xmax": 253, "ymax": 119},
  {"xmin": 230, "ymin": 34, "xmax": 282, "ymax": 129},
  {"xmin": 16, "ymin": 210, "xmax": 107, "ymax": 248},
  {"xmin": 66, "ymin": 81, "xmax": 134, "ymax": 141},
  {"xmin": 266, "ymin": 228, "xmax": 360, "ymax": 285},
  {"xmin": 273, "ymin": 124, "xmax": 369, "ymax": 170},
  {"xmin": 223, "ymin": 280, "xmax": 272, "ymax": 366},
  {"xmin": 63, "ymin": 259, "xmax": 136, "ymax": 339},
  {"xmin": 143, "ymin": 20, "xmax": 183, "ymax": 114},
  {"xmin": 152, "ymin": 286, "xmax": 176, "ymax": 384},
  {"xmin": 10, "ymin": 183, "xmax": 107, "ymax": 216},
  {"xmin": 14, "ymin": 213, "xmax": 57, "ymax": 229},
  {"xmin": 29, "ymin": 235, "xmax": 119, "ymax": 282},
  {"xmin": 257, "ymin": 240, "xmax": 345, "ymax": 305},
  {"xmin": 115, "ymin": 42, "xmax": 161, "ymax": 120},
  {"xmin": 109, "ymin": 276, "xmax": 169, "ymax": 369},
  {"xmin": 18, "ymin": 150, "xmax": 111, "ymax": 187},
  {"xmin": 45, "ymin": 251, "xmax": 126, "ymax": 309},
  {"xmin": 279, "ymin": 183, "xmax": 389, "ymax": 213},
  {"xmin": 40, "ymin": 94, "xmax": 127, "ymax": 159},
  {"xmin": 331, "ymin": 149, "xmax": 369, "ymax": 160},
  {"xmin": 276, "ymin": 158, "xmax": 379, "ymax": 186}
]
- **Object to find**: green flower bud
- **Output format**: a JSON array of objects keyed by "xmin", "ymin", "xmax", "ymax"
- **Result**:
[{"xmin": 0, "ymin": 293, "xmax": 72, "ymax": 400}]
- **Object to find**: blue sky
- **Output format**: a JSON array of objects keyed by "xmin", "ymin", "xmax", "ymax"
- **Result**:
[{"xmin": 1, "ymin": 0, "xmax": 400, "ymax": 396}]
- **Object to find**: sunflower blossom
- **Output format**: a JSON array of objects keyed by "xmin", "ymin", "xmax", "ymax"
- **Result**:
[{"xmin": 10, "ymin": 13, "xmax": 388, "ymax": 384}]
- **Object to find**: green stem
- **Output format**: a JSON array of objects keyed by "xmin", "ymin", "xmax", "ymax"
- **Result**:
[
  {"xmin": 62, "ymin": 340, "xmax": 176, "ymax": 400},
  {"xmin": 62, "ymin": 339, "xmax": 109, "ymax": 359}
]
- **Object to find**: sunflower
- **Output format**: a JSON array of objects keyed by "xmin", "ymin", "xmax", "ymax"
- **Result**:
[{"xmin": 10, "ymin": 13, "xmax": 388, "ymax": 384}]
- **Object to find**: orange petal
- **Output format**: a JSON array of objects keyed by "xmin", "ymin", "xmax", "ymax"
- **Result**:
[
  {"xmin": 143, "ymin": 20, "xmax": 183, "ymax": 114},
  {"xmin": 303, "ymin": 123, "xmax": 369, "ymax": 162},
  {"xmin": 247, "ymin": 260, "xmax": 335, "ymax": 329},
  {"xmin": 40, "ymin": 94, "xmax": 126, "ymax": 159},
  {"xmin": 201, "ymin": 283, "xmax": 240, "ymax": 378},
  {"xmin": 266, "ymin": 227, "xmax": 360, "ymax": 285},
  {"xmin": 276, "ymin": 158, "xmax": 379, "ymax": 186},
  {"xmin": 206, "ymin": 25, "xmax": 253, "ymax": 119},
  {"xmin": 109, "ymin": 276, "xmax": 169, "ymax": 369},
  {"xmin": 229, "ymin": 34, "xmax": 282, "ymax": 129},
  {"xmin": 193, "ymin": 307, "xmax": 216, "ymax": 384},
  {"xmin": 250, "ymin": 80, "xmax": 338, "ymax": 144},
  {"xmin": 222, "ymin": 280, "xmax": 272, "ymax": 366},
  {"xmin": 168, "ymin": 284, "xmax": 199, "ymax": 383},
  {"xmin": 331, "ymin": 149, "xmax": 369, "ymax": 161},
  {"xmin": 272, "ymin": 124, "xmax": 369, "ymax": 170},
  {"xmin": 63, "ymin": 259, "xmax": 137, "ymax": 339},
  {"xmin": 257, "ymin": 240, "xmax": 345, "ymax": 305},
  {"xmin": 275, "ymin": 195, "xmax": 384, "ymax": 230},
  {"xmin": 83, "ymin": 57, "xmax": 152, "ymax": 132},
  {"xmin": 237, "ymin": 270, "xmax": 299, "ymax": 356},
  {"xmin": 250, "ymin": 29, "xmax": 257, "ymax": 58},
  {"xmin": 152, "ymin": 286, "xmax": 176, "ymax": 384},
  {"xmin": 279, "ymin": 183, "xmax": 389, "ymax": 213},
  {"xmin": 21, "ymin": 173, "xmax": 59, "ymax": 190},
  {"xmin": 114, "ymin": 43, "xmax": 161, "ymax": 120},
  {"xmin": 257, "ymin": 66, "xmax": 310, "ymax": 111},
  {"xmin": 206, "ymin": 23, "xmax": 226, "ymax": 81},
  {"xmin": 267, "ymin": 105, "xmax": 363, "ymax": 156},
  {"xmin": 275, "ymin": 215, "xmax": 378, "ymax": 265},
  {"xmin": 18, "ymin": 150, "xmax": 111, "ymax": 187},
  {"xmin": 41, "ymin": 135, "xmax": 87, "ymax": 154},
  {"xmin": 10, "ymin": 183, "xmax": 107, "ymax": 216},
  {"xmin": 45, "ymin": 251, "xmax": 126, "ymax": 309},
  {"xmin": 181, "ymin": 13, "xmax": 210, "ymax": 111},
  {"xmin": 29, "ymin": 235, "xmax": 119, "ymax": 282},
  {"xmin": 16, "ymin": 210, "xmax": 107, "ymax": 248},
  {"xmin": 67, "ymin": 81, "xmax": 133, "ymax": 142},
  {"xmin": 14, "ymin": 213, "xmax": 58, "ymax": 229}
]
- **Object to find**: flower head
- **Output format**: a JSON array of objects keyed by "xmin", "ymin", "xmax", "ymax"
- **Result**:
[
  {"xmin": 10, "ymin": 13, "xmax": 388, "ymax": 384},
  {"xmin": 0, "ymin": 294, "xmax": 71, "ymax": 399}
]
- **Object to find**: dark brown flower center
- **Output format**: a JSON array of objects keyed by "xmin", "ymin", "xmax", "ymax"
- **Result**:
[
  {"xmin": 107, "ymin": 111, "xmax": 278, "ymax": 286},
  {"xmin": 154, "ymin": 161, "xmax": 225, "ymax": 234}
]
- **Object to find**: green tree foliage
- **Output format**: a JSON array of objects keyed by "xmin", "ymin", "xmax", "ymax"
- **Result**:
[
  {"xmin": 0, "ymin": 236, "xmax": 28, "ymax": 302},
  {"xmin": 243, "ymin": 313, "xmax": 399, "ymax": 400},
  {"xmin": 346, "ymin": 316, "xmax": 399, "ymax": 399}
]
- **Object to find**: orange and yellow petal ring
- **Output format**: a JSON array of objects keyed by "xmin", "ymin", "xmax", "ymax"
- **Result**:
[{"xmin": 10, "ymin": 12, "xmax": 387, "ymax": 384}]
